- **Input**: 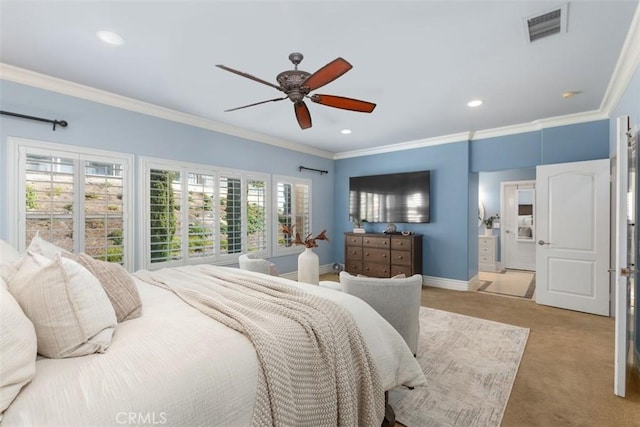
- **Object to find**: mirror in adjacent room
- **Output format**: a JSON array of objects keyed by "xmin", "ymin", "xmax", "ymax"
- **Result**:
[{"xmin": 516, "ymin": 188, "xmax": 535, "ymax": 241}]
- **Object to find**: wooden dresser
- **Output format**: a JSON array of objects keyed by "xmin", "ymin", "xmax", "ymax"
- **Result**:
[{"xmin": 344, "ymin": 233, "xmax": 423, "ymax": 278}]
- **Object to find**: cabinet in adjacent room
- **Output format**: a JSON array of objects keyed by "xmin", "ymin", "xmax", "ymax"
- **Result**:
[
  {"xmin": 478, "ymin": 235, "xmax": 498, "ymax": 272},
  {"xmin": 344, "ymin": 233, "xmax": 422, "ymax": 278}
]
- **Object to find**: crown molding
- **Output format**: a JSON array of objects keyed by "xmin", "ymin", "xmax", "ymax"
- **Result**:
[
  {"xmin": 335, "ymin": 107, "xmax": 608, "ymax": 159},
  {"xmin": 4, "ymin": 1, "xmax": 638, "ymax": 164},
  {"xmin": 0, "ymin": 63, "xmax": 334, "ymax": 160},
  {"xmin": 333, "ymin": 132, "xmax": 471, "ymax": 160},
  {"xmin": 599, "ymin": 1, "xmax": 640, "ymax": 116}
]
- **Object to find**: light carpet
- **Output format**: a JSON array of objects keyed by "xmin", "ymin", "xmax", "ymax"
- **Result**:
[{"xmin": 388, "ymin": 307, "xmax": 529, "ymax": 427}]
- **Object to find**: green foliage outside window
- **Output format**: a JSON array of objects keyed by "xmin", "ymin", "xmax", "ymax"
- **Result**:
[
  {"xmin": 150, "ymin": 170, "xmax": 178, "ymax": 262},
  {"xmin": 26, "ymin": 184, "xmax": 38, "ymax": 210}
]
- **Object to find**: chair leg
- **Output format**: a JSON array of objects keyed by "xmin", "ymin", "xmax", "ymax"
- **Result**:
[{"xmin": 382, "ymin": 391, "xmax": 396, "ymax": 427}]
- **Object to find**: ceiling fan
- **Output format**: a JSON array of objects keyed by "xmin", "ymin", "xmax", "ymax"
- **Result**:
[{"xmin": 216, "ymin": 52, "xmax": 376, "ymax": 130}]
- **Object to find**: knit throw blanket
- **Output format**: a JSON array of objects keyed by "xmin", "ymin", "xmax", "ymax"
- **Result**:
[{"xmin": 135, "ymin": 265, "xmax": 384, "ymax": 427}]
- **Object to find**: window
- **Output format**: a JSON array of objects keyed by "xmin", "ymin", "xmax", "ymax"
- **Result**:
[
  {"xmin": 141, "ymin": 158, "xmax": 269, "ymax": 269},
  {"xmin": 273, "ymin": 176, "xmax": 311, "ymax": 255},
  {"xmin": 8, "ymin": 139, "xmax": 133, "ymax": 269}
]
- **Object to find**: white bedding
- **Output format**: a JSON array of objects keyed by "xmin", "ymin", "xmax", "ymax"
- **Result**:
[{"xmin": 3, "ymin": 269, "xmax": 426, "ymax": 426}]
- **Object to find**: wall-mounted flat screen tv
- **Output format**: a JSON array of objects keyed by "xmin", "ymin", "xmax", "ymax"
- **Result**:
[{"xmin": 349, "ymin": 170, "xmax": 430, "ymax": 223}]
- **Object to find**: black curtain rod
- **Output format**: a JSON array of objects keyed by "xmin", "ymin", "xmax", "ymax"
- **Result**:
[
  {"xmin": 1, "ymin": 110, "xmax": 68, "ymax": 131},
  {"xmin": 299, "ymin": 166, "xmax": 328, "ymax": 175}
]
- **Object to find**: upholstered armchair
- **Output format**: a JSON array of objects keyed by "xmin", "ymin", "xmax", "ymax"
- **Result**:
[
  {"xmin": 320, "ymin": 272, "xmax": 422, "ymax": 355},
  {"xmin": 238, "ymin": 253, "xmax": 279, "ymax": 276}
]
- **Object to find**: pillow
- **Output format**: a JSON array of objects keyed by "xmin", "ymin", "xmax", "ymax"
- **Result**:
[
  {"xmin": 68, "ymin": 253, "xmax": 142, "ymax": 322},
  {"xmin": 0, "ymin": 278, "xmax": 37, "ymax": 414},
  {"xmin": 26, "ymin": 231, "xmax": 71, "ymax": 260},
  {"xmin": 391, "ymin": 273, "xmax": 407, "ymax": 279},
  {"xmin": 0, "ymin": 239, "xmax": 20, "ymax": 265},
  {"xmin": 0, "ymin": 240, "xmax": 21, "ymax": 284},
  {"xmin": 9, "ymin": 252, "xmax": 117, "ymax": 358}
]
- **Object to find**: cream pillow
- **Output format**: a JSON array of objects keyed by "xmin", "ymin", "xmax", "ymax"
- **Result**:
[
  {"xmin": 26, "ymin": 232, "xmax": 71, "ymax": 260},
  {"xmin": 9, "ymin": 252, "xmax": 117, "ymax": 359},
  {"xmin": 69, "ymin": 253, "xmax": 142, "ymax": 322},
  {"xmin": 0, "ymin": 239, "xmax": 20, "ymax": 265},
  {"xmin": 0, "ymin": 278, "xmax": 37, "ymax": 414},
  {"xmin": 0, "ymin": 240, "xmax": 21, "ymax": 284}
]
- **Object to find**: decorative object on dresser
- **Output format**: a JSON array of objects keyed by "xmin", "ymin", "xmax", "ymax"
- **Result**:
[
  {"xmin": 352, "ymin": 218, "xmax": 366, "ymax": 234},
  {"xmin": 344, "ymin": 233, "xmax": 422, "ymax": 278},
  {"xmin": 481, "ymin": 213, "xmax": 500, "ymax": 236},
  {"xmin": 479, "ymin": 235, "xmax": 498, "ymax": 272}
]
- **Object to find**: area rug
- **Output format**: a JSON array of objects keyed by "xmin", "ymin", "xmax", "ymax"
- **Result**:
[{"xmin": 388, "ymin": 307, "xmax": 529, "ymax": 427}]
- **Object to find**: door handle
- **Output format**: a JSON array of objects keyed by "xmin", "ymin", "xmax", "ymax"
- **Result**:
[
  {"xmin": 608, "ymin": 268, "xmax": 637, "ymax": 276},
  {"xmin": 537, "ymin": 240, "xmax": 551, "ymax": 246},
  {"xmin": 621, "ymin": 268, "xmax": 636, "ymax": 276}
]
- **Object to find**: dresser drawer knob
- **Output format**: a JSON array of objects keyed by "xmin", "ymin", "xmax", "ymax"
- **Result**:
[{"xmin": 397, "ymin": 255, "xmax": 403, "ymax": 259}]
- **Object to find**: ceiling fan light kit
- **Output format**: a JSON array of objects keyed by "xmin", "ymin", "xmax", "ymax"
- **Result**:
[{"xmin": 216, "ymin": 52, "xmax": 376, "ymax": 130}]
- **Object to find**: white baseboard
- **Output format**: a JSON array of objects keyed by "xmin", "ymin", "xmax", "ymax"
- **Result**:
[
  {"xmin": 283, "ymin": 268, "xmax": 480, "ymax": 292},
  {"xmin": 280, "ymin": 263, "xmax": 334, "ymax": 281},
  {"xmin": 423, "ymin": 274, "xmax": 479, "ymax": 291}
]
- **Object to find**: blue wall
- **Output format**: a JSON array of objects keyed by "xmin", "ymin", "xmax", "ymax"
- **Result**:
[
  {"xmin": 0, "ymin": 81, "xmax": 334, "ymax": 273},
  {"xmin": 333, "ymin": 141, "xmax": 471, "ymax": 281},
  {"xmin": 0, "ymin": 79, "xmax": 617, "ymax": 285},
  {"xmin": 334, "ymin": 121, "xmax": 609, "ymax": 283}
]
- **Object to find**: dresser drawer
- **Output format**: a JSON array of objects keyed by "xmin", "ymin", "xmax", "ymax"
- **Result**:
[
  {"xmin": 390, "ymin": 265, "xmax": 413, "ymax": 277},
  {"xmin": 345, "ymin": 261, "xmax": 363, "ymax": 275},
  {"xmin": 362, "ymin": 236, "xmax": 390, "ymax": 249},
  {"xmin": 363, "ymin": 248, "xmax": 389, "ymax": 263},
  {"xmin": 345, "ymin": 246, "xmax": 363, "ymax": 260},
  {"xmin": 363, "ymin": 263, "xmax": 390, "ymax": 278},
  {"xmin": 391, "ymin": 250, "xmax": 411, "ymax": 266},
  {"xmin": 479, "ymin": 237, "xmax": 493, "ymax": 249},
  {"xmin": 479, "ymin": 245, "xmax": 493, "ymax": 255},
  {"xmin": 346, "ymin": 235, "xmax": 363, "ymax": 246},
  {"xmin": 479, "ymin": 253, "xmax": 495, "ymax": 264},
  {"xmin": 391, "ymin": 237, "xmax": 411, "ymax": 250}
]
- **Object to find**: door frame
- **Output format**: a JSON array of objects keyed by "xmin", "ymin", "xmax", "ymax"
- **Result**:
[{"xmin": 500, "ymin": 180, "xmax": 536, "ymax": 271}]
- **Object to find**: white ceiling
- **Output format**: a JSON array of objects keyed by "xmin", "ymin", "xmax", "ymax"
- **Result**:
[{"xmin": 1, "ymin": 1, "xmax": 638, "ymax": 155}]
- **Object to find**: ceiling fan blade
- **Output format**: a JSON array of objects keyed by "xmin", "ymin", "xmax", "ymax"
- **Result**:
[
  {"xmin": 302, "ymin": 58, "xmax": 352, "ymax": 91},
  {"xmin": 294, "ymin": 101, "xmax": 312, "ymax": 129},
  {"xmin": 310, "ymin": 94, "xmax": 376, "ymax": 113},
  {"xmin": 224, "ymin": 96, "xmax": 288, "ymax": 112},
  {"xmin": 216, "ymin": 64, "xmax": 284, "ymax": 92}
]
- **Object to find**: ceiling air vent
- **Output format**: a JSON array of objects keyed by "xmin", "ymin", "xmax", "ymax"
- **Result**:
[{"xmin": 524, "ymin": 4, "xmax": 568, "ymax": 43}]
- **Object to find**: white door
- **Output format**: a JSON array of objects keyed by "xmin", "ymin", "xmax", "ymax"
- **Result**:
[
  {"xmin": 536, "ymin": 159, "xmax": 610, "ymax": 316},
  {"xmin": 501, "ymin": 181, "xmax": 536, "ymax": 270},
  {"xmin": 614, "ymin": 115, "xmax": 635, "ymax": 397}
]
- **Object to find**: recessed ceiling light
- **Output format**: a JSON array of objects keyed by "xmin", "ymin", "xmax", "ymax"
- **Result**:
[
  {"xmin": 561, "ymin": 91, "xmax": 582, "ymax": 99},
  {"xmin": 341, "ymin": 129, "xmax": 352, "ymax": 135},
  {"xmin": 96, "ymin": 30, "xmax": 124, "ymax": 46},
  {"xmin": 467, "ymin": 99, "xmax": 483, "ymax": 108}
]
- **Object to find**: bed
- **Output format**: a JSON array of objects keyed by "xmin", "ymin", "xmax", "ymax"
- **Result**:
[{"xmin": 1, "ymin": 239, "xmax": 426, "ymax": 426}]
